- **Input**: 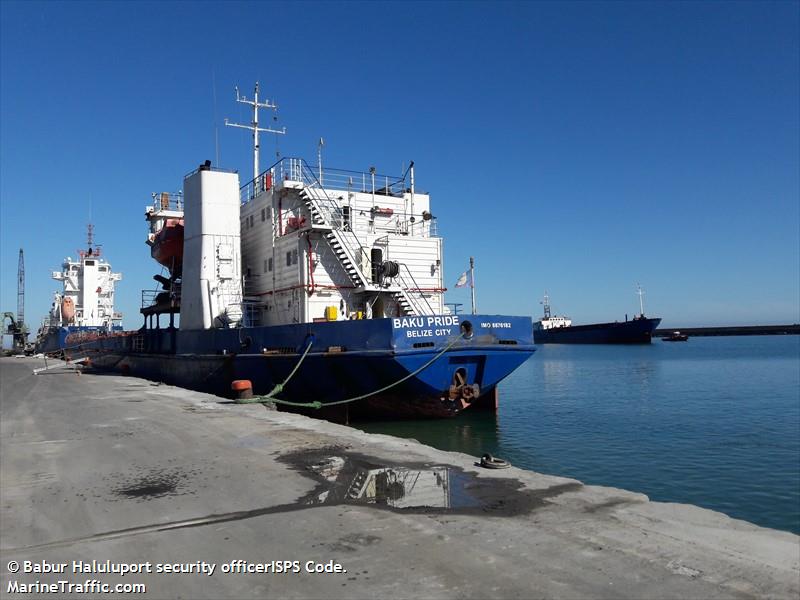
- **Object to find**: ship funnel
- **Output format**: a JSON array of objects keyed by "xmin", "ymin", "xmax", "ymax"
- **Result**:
[{"xmin": 179, "ymin": 163, "xmax": 243, "ymax": 330}]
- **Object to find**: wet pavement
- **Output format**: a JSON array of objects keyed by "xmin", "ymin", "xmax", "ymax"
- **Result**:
[{"xmin": 1, "ymin": 357, "xmax": 798, "ymax": 599}]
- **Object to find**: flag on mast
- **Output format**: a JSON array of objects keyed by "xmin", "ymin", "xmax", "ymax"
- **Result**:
[{"xmin": 455, "ymin": 271, "xmax": 471, "ymax": 288}]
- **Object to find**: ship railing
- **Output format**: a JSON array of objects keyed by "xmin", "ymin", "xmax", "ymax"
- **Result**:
[
  {"xmin": 150, "ymin": 191, "xmax": 184, "ymax": 213},
  {"xmin": 241, "ymin": 299, "xmax": 262, "ymax": 327},
  {"xmin": 306, "ymin": 166, "xmax": 406, "ymax": 197},
  {"xmin": 240, "ymin": 172, "xmax": 274, "ymax": 205},
  {"xmin": 141, "ymin": 290, "xmax": 159, "ymax": 308},
  {"xmin": 184, "ymin": 164, "xmax": 237, "ymax": 179},
  {"xmin": 395, "ymin": 264, "xmax": 435, "ymax": 316},
  {"xmin": 270, "ymin": 157, "xmax": 406, "ymax": 196},
  {"xmin": 240, "ymin": 157, "xmax": 408, "ymax": 203},
  {"xmin": 140, "ymin": 289, "xmax": 180, "ymax": 308},
  {"xmin": 392, "ymin": 215, "xmax": 439, "ymax": 238}
]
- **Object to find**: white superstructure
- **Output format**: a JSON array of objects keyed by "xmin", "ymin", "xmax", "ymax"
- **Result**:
[
  {"xmin": 239, "ymin": 157, "xmax": 444, "ymax": 326},
  {"xmin": 143, "ymin": 83, "xmax": 447, "ymax": 329},
  {"xmin": 45, "ymin": 226, "xmax": 123, "ymax": 328},
  {"xmin": 537, "ymin": 292, "xmax": 572, "ymax": 329},
  {"xmin": 229, "ymin": 83, "xmax": 444, "ymax": 326}
]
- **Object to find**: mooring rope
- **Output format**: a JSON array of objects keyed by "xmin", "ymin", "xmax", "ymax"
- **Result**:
[
  {"xmin": 235, "ymin": 336, "xmax": 316, "ymax": 405},
  {"xmin": 236, "ymin": 333, "xmax": 465, "ymax": 409}
]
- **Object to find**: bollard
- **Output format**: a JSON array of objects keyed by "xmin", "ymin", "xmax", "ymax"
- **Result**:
[{"xmin": 231, "ymin": 379, "xmax": 253, "ymax": 400}]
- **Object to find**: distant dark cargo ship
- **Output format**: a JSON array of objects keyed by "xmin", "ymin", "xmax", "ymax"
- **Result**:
[{"xmin": 533, "ymin": 289, "xmax": 661, "ymax": 344}]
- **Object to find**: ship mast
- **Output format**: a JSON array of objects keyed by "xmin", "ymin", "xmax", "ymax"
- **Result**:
[
  {"xmin": 225, "ymin": 82, "xmax": 285, "ymax": 181},
  {"xmin": 637, "ymin": 283, "xmax": 646, "ymax": 316},
  {"xmin": 470, "ymin": 257, "xmax": 477, "ymax": 315},
  {"xmin": 541, "ymin": 291, "xmax": 551, "ymax": 319}
]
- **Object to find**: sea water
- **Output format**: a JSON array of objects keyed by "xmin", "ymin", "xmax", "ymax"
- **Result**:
[{"xmin": 358, "ymin": 335, "xmax": 800, "ymax": 534}]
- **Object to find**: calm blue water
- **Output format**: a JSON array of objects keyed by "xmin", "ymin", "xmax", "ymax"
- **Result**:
[{"xmin": 359, "ymin": 335, "xmax": 800, "ymax": 534}]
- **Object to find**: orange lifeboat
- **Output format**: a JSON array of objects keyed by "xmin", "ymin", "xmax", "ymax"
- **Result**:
[
  {"xmin": 150, "ymin": 218, "xmax": 184, "ymax": 276},
  {"xmin": 62, "ymin": 297, "xmax": 75, "ymax": 322}
]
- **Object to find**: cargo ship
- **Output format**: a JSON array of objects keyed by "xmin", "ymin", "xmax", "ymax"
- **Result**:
[
  {"xmin": 34, "ymin": 226, "xmax": 123, "ymax": 354},
  {"xmin": 64, "ymin": 83, "xmax": 536, "ymax": 418},
  {"xmin": 533, "ymin": 290, "xmax": 661, "ymax": 344}
]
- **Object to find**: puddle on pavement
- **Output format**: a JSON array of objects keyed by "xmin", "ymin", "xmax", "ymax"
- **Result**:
[
  {"xmin": 109, "ymin": 466, "xmax": 197, "ymax": 501},
  {"xmin": 115, "ymin": 478, "xmax": 177, "ymax": 499},
  {"xmin": 279, "ymin": 447, "xmax": 582, "ymax": 516}
]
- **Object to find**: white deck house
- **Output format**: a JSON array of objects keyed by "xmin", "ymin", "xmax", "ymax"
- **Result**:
[
  {"xmin": 239, "ymin": 158, "xmax": 445, "ymax": 326},
  {"xmin": 48, "ymin": 246, "xmax": 122, "ymax": 328}
]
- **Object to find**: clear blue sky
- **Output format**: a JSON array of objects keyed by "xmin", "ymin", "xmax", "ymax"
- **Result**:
[{"xmin": 1, "ymin": 1, "xmax": 798, "ymax": 329}]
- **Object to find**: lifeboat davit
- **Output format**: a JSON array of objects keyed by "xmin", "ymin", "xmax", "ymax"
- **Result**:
[
  {"xmin": 61, "ymin": 297, "xmax": 75, "ymax": 322},
  {"xmin": 151, "ymin": 218, "xmax": 184, "ymax": 276}
]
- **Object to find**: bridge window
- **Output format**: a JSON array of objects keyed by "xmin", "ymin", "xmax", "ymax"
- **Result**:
[{"xmin": 285, "ymin": 249, "xmax": 298, "ymax": 267}]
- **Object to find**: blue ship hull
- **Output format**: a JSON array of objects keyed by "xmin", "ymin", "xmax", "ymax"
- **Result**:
[
  {"xmin": 35, "ymin": 325, "xmax": 123, "ymax": 354},
  {"xmin": 533, "ymin": 317, "xmax": 661, "ymax": 344},
  {"xmin": 71, "ymin": 315, "xmax": 535, "ymax": 418}
]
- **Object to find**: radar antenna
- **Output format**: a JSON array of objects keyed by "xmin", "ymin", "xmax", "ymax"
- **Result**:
[{"xmin": 225, "ymin": 82, "xmax": 286, "ymax": 181}]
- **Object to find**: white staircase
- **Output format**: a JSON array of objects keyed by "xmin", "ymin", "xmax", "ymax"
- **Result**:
[
  {"xmin": 293, "ymin": 175, "xmax": 427, "ymax": 317},
  {"xmin": 299, "ymin": 186, "xmax": 340, "ymax": 228},
  {"xmin": 392, "ymin": 290, "xmax": 415, "ymax": 315},
  {"xmin": 324, "ymin": 229, "xmax": 370, "ymax": 288}
]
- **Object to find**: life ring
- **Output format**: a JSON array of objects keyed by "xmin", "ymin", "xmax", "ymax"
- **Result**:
[{"xmin": 480, "ymin": 453, "xmax": 510, "ymax": 469}]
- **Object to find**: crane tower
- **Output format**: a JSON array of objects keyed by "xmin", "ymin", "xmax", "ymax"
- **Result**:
[{"xmin": 17, "ymin": 248, "xmax": 24, "ymax": 327}]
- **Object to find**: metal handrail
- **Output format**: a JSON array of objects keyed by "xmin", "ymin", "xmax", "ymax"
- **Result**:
[
  {"xmin": 394, "ymin": 215, "xmax": 439, "ymax": 238},
  {"xmin": 240, "ymin": 157, "xmax": 408, "ymax": 203},
  {"xmin": 240, "ymin": 173, "xmax": 273, "ymax": 204},
  {"xmin": 297, "ymin": 161, "xmax": 344, "ymax": 229},
  {"xmin": 272, "ymin": 158, "xmax": 406, "ymax": 192},
  {"xmin": 141, "ymin": 290, "xmax": 159, "ymax": 308},
  {"xmin": 150, "ymin": 191, "xmax": 184, "ymax": 213},
  {"xmin": 185, "ymin": 164, "xmax": 237, "ymax": 179},
  {"xmin": 295, "ymin": 160, "xmax": 378, "ymax": 284},
  {"xmin": 308, "ymin": 167, "xmax": 406, "ymax": 196},
  {"xmin": 332, "ymin": 229, "xmax": 372, "ymax": 288},
  {"xmin": 395, "ymin": 264, "xmax": 435, "ymax": 315}
]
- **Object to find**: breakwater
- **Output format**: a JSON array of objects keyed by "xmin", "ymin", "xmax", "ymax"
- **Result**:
[{"xmin": 655, "ymin": 324, "xmax": 799, "ymax": 336}]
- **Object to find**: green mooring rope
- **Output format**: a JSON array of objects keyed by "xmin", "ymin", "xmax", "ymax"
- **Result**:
[
  {"xmin": 236, "ymin": 333, "xmax": 465, "ymax": 409},
  {"xmin": 235, "ymin": 337, "xmax": 316, "ymax": 405}
]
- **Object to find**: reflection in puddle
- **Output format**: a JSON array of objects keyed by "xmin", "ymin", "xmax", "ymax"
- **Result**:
[
  {"xmin": 278, "ymin": 449, "xmax": 582, "ymax": 515},
  {"xmin": 306, "ymin": 457, "xmax": 481, "ymax": 509}
]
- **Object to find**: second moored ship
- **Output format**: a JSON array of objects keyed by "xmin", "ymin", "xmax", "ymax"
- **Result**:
[{"xmin": 533, "ymin": 290, "xmax": 661, "ymax": 344}]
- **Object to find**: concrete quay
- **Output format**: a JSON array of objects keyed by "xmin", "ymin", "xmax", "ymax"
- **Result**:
[{"xmin": 1, "ymin": 356, "xmax": 798, "ymax": 599}]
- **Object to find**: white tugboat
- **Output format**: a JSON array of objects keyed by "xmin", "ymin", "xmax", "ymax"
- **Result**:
[{"xmin": 35, "ymin": 225, "xmax": 123, "ymax": 353}]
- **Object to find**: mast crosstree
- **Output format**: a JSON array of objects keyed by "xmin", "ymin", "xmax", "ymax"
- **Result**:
[{"xmin": 225, "ymin": 82, "xmax": 286, "ymax": 181}]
